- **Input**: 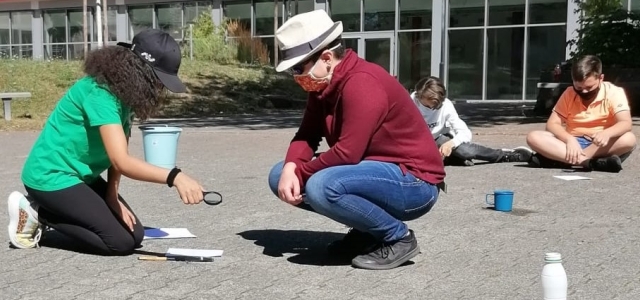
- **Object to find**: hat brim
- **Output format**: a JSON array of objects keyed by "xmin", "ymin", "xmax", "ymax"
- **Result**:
[
  {"xmin": 154, "ymin": 68, "xmax": 187, "ymax": 93},
  {"xmin": 117, "ymin": 42, "xmax": 133, "ymax": 49},
  {"xmin": 275, "ymin": 21, "xmax": 343, "ymax": 73}
]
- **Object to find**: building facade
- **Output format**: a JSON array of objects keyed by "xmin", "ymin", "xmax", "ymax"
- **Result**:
[{"xmin": 1, "ymin": 0, "xmax": 639, "ymax": 101}]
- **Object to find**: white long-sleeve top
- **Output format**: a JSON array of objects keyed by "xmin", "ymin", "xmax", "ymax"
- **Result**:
[{"xmin": 410, "ymin": 92, "xmax": 473, "ymax": 147}]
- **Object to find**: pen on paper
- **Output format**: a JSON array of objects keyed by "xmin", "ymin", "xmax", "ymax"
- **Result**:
[{"xmin": 138, "ymin": 255, "xmax": 214, "ymax": 262}]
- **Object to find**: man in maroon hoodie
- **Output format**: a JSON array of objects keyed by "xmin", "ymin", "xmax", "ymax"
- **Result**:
[{"xmin": 267, "ymin": 10, "xmax": 446, "ymax": 270}]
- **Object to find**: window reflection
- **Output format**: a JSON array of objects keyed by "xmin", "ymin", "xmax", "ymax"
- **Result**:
[
  {"xmin": 399, "ymin": 0, "xmax": 432, "ymax": 30},
  {"xmin": 486, "ymin": 27, "xmax": 525, "ymax": 100},
  {"xmin": 157, "ymin": 3, "xmax": 183, "ymax": 39},
  {"xmin": 364, "ymin": 0, "xmax": 395, "ymax": 31},
  {"xmin": 329, "ymin": 0, "xmax": 360, "ymax": 32},
  {"xmin": 526, "ymin": 26, "xmax": 567, "ymax": 98},
  {"xmin": 489, "ymin": 0, "xmax": 525, "ymax": 26},
  {"xmin": 633, "ymin": 0, "xmax": 640, "ymax": 12},
  {"xmin": 185, "ymin": 1, "xmax": 211, "ymax": 24},
  {"xmin": 286, "ymin": 0, "xmax": 314, "ymax": 17},
  {"xmin": 450, "ymin": 0, "xmax": 485, "ymax": 27},
  {"xmin": 448, "ymin": 29, "xmax": 484, "ymax": 100},
  {"xmin": 224, "ymin": 2, "xmax": 251, "ymax": 36},
  {"xmin": 529, "ymin": 0, "xmax": 567, "ymax": 24},
  {"xmin": 398, "ymin": 31, "xmax": 431, "ymax": 89},
  {"xmin": 128, "ymin": 5, "xmax": 153, "ymax": 39},
  {"xmin": 12, "ymin": 11, "xmax": 32, "ymax": 44},
  {"xmin": 255, "ymin": 0, "xmax": 284, "ymax": 36}
]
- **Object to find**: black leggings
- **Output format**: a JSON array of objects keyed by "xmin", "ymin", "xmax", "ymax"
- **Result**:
[{"xmin": 25, "ymin": 177, "xmax": 144, "ymax": 256}]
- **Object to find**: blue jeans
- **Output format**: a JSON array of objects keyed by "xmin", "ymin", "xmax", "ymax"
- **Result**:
[{"xmin": 268, "ymin": 160, "xmax": 439, "ymax": 242}]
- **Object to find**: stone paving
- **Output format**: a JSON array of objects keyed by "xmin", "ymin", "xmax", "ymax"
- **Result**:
[{"xmin": 1, "ymin": 110, "xmax": 639, "ymax": 300}]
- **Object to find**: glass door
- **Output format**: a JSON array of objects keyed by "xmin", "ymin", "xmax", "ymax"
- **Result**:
[{"xmin": 342, "ymin": 32, "xmax": 395, "ymax": 76}]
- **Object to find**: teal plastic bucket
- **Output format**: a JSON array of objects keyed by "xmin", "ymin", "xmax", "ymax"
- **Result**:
[{"xmin": 139, "ymin": 125, "xmax": 182, "ymax": 169}]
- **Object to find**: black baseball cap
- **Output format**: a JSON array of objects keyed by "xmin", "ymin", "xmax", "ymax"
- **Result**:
[{"xmin": 117, "ymin": 29, "xmax": 186, "ymax": 93}]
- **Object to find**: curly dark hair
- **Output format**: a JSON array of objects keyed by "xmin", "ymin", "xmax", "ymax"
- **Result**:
[{"xmin": 83, "ymin": 46, "xmax": 165, "ymax": 120}]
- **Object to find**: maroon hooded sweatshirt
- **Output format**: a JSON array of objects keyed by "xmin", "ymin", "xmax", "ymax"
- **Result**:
[{"xmin": 284, "ymin": 49, "xmax": 445, "ymax": 187}]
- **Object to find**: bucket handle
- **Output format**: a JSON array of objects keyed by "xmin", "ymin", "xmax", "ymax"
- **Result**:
[{"xmin": 139, "ymin": 124, "xmax": 170, "ymax": 131}]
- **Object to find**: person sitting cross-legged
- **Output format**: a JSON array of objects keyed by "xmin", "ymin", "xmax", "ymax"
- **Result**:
[
  {"xmin": 526, "ymin": 55, "xmax": 636, "ymax": 172},
  {"xmin": 410, "ymin": 76, "xmax": 533, "ymax": 166}
]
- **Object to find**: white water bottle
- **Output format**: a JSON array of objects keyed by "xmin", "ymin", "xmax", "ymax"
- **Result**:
[{"xmin": 541, "ymin": 252, "xmax": 568, "ymax": 300}]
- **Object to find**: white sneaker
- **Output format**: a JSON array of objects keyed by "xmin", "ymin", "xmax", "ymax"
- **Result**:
[{"xmin": 7, "ymin": 191, "xmax": 43, "ymax": 249}]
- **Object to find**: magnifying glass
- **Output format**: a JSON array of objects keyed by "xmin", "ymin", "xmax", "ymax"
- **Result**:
[{"xmin": 202, "ymin": 191, "xmax": 223, "ymax": 206}]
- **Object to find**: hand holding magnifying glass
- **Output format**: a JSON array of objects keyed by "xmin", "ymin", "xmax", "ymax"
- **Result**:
[{"xmin": 202, "ymin": 191, "xmax": 223, "ymax": 206}]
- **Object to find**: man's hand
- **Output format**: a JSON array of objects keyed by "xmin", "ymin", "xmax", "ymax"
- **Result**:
[
  {"xmin": 278, "ymin": 162, "xmax": 303, "ymax": 206},
  {"xmin": 565, "ymin": 137, "xmax": 584, "ymax": 165},
  {"xmin": 108, "ymin": 199, "xmax": 136, "ymax": 232},
  {"xmin": 591, "ymin": 131, "xmax": 611, "ymax": 147},
  {"xmin": 439, "ymin": 140, "xmax": 455, "ymax": 158}
]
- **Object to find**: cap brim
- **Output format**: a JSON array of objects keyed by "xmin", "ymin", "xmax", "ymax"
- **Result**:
[
  {"xmin": 275, "ymin": 21, "xmax": 343, "ymax": 73},
  {"xmin": 117, "ymin": 42, "xmax": 133, "ymax": 49},
  {"xmin": 154, "ymin": 69, "xmax": 187, "ymax": 93}
]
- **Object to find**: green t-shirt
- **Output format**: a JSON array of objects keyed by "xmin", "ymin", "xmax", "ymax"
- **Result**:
[{"xmin": 21, "ymin": 76, "xmax": 132, "ymax": 191}]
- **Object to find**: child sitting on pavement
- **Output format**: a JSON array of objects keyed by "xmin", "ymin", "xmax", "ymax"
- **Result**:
[
  {"xmin": 526, "ymin": 55, "xmax": 636, "ymax": 172},
  {"xmin": 410, "ymin": 76, "xmax": 533, "ymax": 166}
]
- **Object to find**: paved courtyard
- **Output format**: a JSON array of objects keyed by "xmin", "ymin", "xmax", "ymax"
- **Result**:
[{"xmin": 1, "ymin": 110, "xmax": 639, "ymax": 299}]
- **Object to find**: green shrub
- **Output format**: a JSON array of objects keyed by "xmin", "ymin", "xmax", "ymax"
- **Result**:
[
  {"xmin": 568, "ymin": 0, "xmax": 640, "ymax": 67},
  {"xmin": 182, "ymin": 10, "xmax": 237, "ymax": 64}
]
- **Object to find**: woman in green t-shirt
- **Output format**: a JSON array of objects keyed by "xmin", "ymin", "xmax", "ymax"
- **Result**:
[{"xmin": 7, "ymin": 29, "xmax": 205, "ymax": 255}]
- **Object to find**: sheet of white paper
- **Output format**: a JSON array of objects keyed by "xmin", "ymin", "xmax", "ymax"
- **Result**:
[
  {"xmin": 553, "ymin": 175, "xmax": 592, "ymax": 181},
  {"xmin": 143, "ymin": 228, "xmax": 197, "ymax": 240},
  {"xmin": 166, "ymin": 248, "xmax": 224, "ymax": 257}
]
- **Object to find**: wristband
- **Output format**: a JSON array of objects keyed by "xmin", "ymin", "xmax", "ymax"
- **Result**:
[{"xmin": 166, "ymin": 167, "xmax": 182, "ymax": 188}]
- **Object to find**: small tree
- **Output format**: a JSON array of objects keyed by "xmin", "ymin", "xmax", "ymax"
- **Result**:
[{"xmin": 568, "ymin": 0, "xmax": 640, "ymax": 67}]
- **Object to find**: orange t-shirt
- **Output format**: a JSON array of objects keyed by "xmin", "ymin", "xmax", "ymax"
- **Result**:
[{"xmin": 553, "ymin": 82, "xmax": 630, "ymax": 136}]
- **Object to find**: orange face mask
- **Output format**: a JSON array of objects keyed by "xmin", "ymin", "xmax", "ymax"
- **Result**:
[{"xmin": 293, "ymin": 61, "xmax": 332, "ymax": 92}]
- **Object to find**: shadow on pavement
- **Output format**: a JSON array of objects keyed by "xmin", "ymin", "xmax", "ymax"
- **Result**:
[
  {"xmin": 452, "ymin": 102, "xmax": 547, "ymax": 128},
  {"xmin": 139, "ymin": 110, "xmax": 303, "ymax": 130},
  {"xmin": 237, "ymin": 229, "xmax": 351, "ymax": 266}
]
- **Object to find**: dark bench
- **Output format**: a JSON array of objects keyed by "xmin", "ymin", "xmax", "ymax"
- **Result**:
[{"xmin": 1, "ymin": 92, "xmax": 31, "ymax": 121}]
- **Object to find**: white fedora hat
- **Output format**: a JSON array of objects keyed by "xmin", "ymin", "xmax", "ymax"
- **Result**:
[{"xmin": 275, "ymin": 9, "xmax": 343, "ymax": 72}]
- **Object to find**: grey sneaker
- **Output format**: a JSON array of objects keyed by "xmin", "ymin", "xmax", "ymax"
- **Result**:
[{"xmin": 351, "ymin": 229, "xmax": 420, "ymax": 270}]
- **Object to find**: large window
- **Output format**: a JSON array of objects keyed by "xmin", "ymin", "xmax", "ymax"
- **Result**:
[
  {"xmin": 486, "ymin": 27, "xmax": 524, "ymax": 99},
  {"xmin": 223, "ymin": 2, "xmax": 251, "ymax": 35},
  {"xmin": 448, "ymin": 29, "xmax": 484, "ymax": 100},
  {"xmin": 450, "ymin": 0, "xmax": 484, "ymax": 27},
  {"xmin": 400, "ymin": 0, "xmax": 431, "ymax": 30},
  {"xmin": 489, "ymin": 0, "xmax": 525, "ymax": 26},
  {"xmin": 397, "ymin": 0, "xmax": 432, "ymax": 89},
  {"xmin": 128, "ymin": 5, "xmax": 153, "ymax": 39},
  {"xmin": 185, "ymin": 1, "xmax": 212, "ymax": 24},
  {"xmin": 526, "ymin": 25, "xmax": 566, "ymax": 99},
  {"xmin": 127, "ymin": 2, "xmax": 212, "ymax": 41},
  {"xmin": 529, "ymin": 0, "xmax": 567, "ymax": 24},
  {"xmin": 398, "ymin": 31, "xmax": 431, "ymax": 89},
  {"xmin": 255, "ymin": 0, "xmax": 283, "ymax": 35},
  {"xmin": 44, "ymin": 10, "xmax": 69, "ymax": 59},
  {"xmin": 285, "ymin": 0, "xmax": 314, "ymax": 18},
  {"xmin": 157, "ymin": 3, "xmax": 183, "ymax": 39},
  {"xmin": 622, "ymin": 0, "xmax": 640, "ymax": 12},
  {"xmin": 447, "ymin": 0, "xmax": 568, "ymax": 100},
  {"xmin": 329, "ymin": 0, "xmax": 360, "ymax": 32},
  {"xmin": 364, "ymin": 0, "xmax": 395, "ymax": 31},
  {"xmin": 0, "ymin": 11, "xmax": 33, "ymax": 59}
]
